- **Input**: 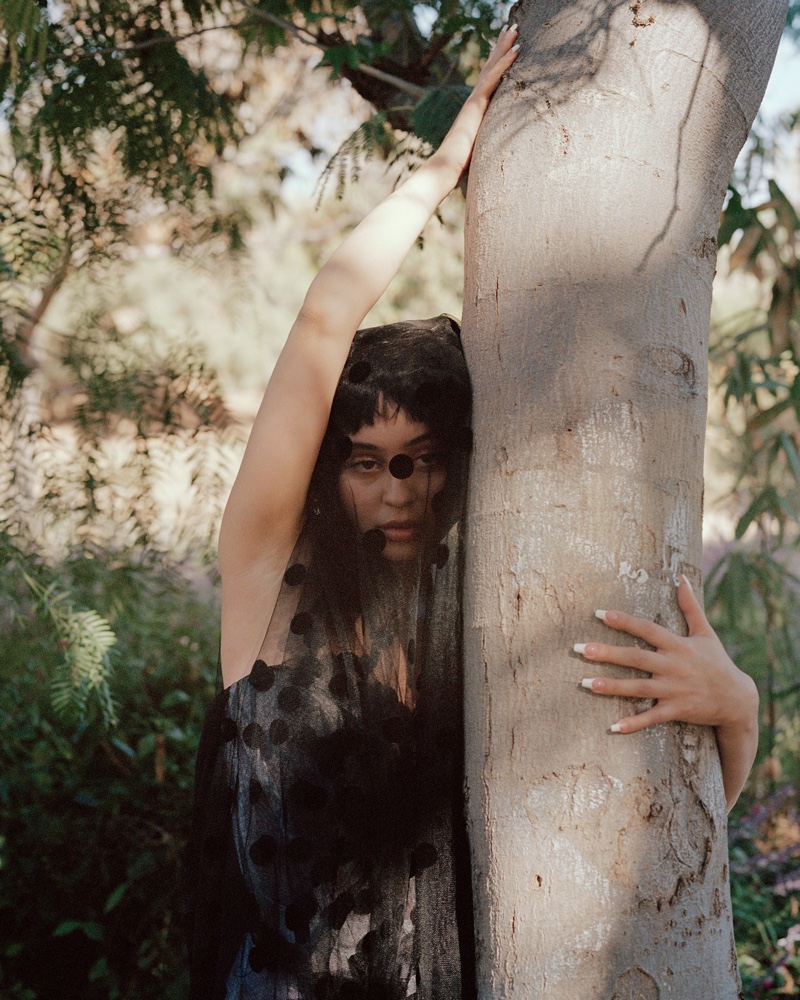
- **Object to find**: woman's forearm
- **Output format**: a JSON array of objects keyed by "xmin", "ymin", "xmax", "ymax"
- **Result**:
[
  {"xmin": 716, "ymin": 708, "xmax": 759, "ymax": 813},
  {"xmin": 300, "ymin": 153, "xmax": 464, "ymax": 334},
  {"xmin": 300, "ymin": 34, "xmax": 519, "ymax": 339}
]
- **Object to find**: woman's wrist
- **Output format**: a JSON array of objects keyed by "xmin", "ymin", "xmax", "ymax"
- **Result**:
[{"xmin": 719, "ymin": 671, "xmax": 759, "ymax": 732}]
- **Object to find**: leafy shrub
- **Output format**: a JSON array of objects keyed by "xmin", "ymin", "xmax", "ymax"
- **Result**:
[
  {"xmin": 0, "ymin": 544, "xmax": 221, "ymax": 1000},
  {"xmin": 731, "ymin": 788, "xmax": 800, "ymax": 998}
]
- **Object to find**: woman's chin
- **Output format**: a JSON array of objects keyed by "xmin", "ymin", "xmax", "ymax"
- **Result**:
[{"xmin": 382, "ymin": 541, "xmax": 421, "ymax": 563}]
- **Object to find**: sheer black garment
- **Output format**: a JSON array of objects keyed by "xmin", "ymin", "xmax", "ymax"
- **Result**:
[{"xmin": 186, "ymin": 471, "xmax": 474, "ymax": 998}]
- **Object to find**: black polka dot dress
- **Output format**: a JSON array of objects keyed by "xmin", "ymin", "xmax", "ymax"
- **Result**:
[{"xmin": 186, "ymin": 522, "xmax": 475, "ymax": 1000}]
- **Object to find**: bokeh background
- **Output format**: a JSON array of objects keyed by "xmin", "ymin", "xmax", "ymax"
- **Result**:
[{"xmin": 1, "ymin": 3, "xmax": 799, "ymax": 996}]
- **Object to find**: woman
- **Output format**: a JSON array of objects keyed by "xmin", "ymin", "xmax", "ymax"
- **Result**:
[{"xmin": 187, "ymin": 25, "xmax": 758, "ymax": 1000}]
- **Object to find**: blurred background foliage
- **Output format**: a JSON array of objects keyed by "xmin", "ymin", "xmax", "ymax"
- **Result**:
[{"xmin": 0, "ymin": 1, "xmax": 799, "ymax": 996}]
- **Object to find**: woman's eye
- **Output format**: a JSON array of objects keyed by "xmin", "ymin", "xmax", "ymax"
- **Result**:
[
  {"xmin": 417, "ymin": 453, "xmax": 443, "ymax": 467},
  {"xmin": 350, "ymin": 459, "xmax": 378, "ymax": 471}
]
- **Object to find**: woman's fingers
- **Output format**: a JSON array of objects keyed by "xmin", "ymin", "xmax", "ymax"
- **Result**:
[
  {"xmin": 676, "ymin": 574, "xmax": 711, "ymax": 636},
  {"xmin": 609, "ymin": 704, "xmax": 672, "ymax": 734},
  {"xmin": 595, "ymin": 607, "xmax": 679, "ymax": 651},
  {"xmin": 573, "ymin": 641, "xmax": 660, "ymax": 673},
  {"xmin": 472, "ymin": 24, "xmax": 519, "ymax": 97},
  {"xmin": 596, "ymin": 575, "xmax": 710, "ymax": 650},
  {"xmin": 581, "ymin": 675, "xmax": 659, "ymax": 700}
]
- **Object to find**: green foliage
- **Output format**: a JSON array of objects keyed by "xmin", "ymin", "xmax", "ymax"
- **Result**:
[
  {"xmin": 25, "ymin": 572, "xmax": 118, "ymax": 728},
  {"xmin": 0, "ymin": 0, "xmax": 48, "ymax": 82},
  {"xmin": 708, "ymin": 172, "xmax": 800, "ymax": 775},
  {"xmin": 3, "ymin": 1, "xmax": 237, "ymax": 202},
  {"xmin": 0, "ymin": 274, "xmax": 235, "ymax": 724},
  {"xmin": 0, "ymin": 542, "xmax": 220, "ymax": 999},
  {"xmin": 410, "ymin": 84, "xmax": 470, "ymax": 148},
  {"xmin": 317, "ymin": 111, "xmax": 393, "ymax": 200},
  {"xmin": 731, "ymin": 789, "xmax": 800, "ymax": 997}
]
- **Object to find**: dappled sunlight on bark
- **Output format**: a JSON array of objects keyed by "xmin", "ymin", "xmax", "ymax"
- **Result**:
[{"xmin": 462, "ymin": 0, "xmax": 785, "ymax": 995}]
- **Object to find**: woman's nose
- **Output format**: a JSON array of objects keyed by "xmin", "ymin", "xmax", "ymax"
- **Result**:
[{"xmin": 383, "ymin": 469, "xmax": 416, "ymax": 506}]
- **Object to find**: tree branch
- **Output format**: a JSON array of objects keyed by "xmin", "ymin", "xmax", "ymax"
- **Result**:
[
  {"xmin": 236, "ymin": 3, "xmax": 426, "ymax": 98},
  {"xmin": 32, "ymin": 5, "xmax": 427, "ymax": 101},
  {"xmin": 43, "ymin": 17, "xmax": 261, "ymax": 62},
  {"xmin": 16, "ymin": 247, "xmax": 72, "ymax": 365}
]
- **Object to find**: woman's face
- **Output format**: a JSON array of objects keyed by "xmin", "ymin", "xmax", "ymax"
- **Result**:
[{"xmin": 338, "ymin": 407, "xmax": 447, "ymax": 563}]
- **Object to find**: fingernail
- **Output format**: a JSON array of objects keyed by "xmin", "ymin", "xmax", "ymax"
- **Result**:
[
  {"xmin": 581, "ymin": 677, "xmax": 595, "ymax": 690},
  {"xmin": 681, "ymin": 573, "xmax": 693, "ymax": 591},
  {"xmin": 573, "ymin": 643, "xmax": 588, "ymax": 654},
  {"xmin": 510, "ymin": 23, "xmax": 519, "ymax": 31},
  {"xmin": 595, "ymin": 610, "xmax": 607, "ymax": 621},
  {"xmin": 610, "ymin": 722, "xmax": 623, "ymax": 733},
  {"xmin": 511, "ymin": 43, "xmax": 520, "ymax": 51}
]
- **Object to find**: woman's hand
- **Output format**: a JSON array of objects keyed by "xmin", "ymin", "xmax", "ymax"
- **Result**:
[
  {"xmin": 574, "ymin": 575, "xmax": 759, "ymax": 811},
  {"xmin": 470, "ymin": 23, "xmax": 521, "ymax": 106},
  {"xmin": 429, "ymin": 24, "xmax": 519, "ymax": 181}
]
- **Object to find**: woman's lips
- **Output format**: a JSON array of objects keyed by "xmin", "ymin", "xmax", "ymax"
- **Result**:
[{"xmin": 380, "ymin": 522, "xmax": 419, "ymax": 541}]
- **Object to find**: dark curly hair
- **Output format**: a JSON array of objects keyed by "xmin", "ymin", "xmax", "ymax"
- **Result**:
[
  {"xmin": 306, "ymin": 315, "xmax": 472, "ymax": 622},
  {"xmin": 328, "ymin": 314, "xmax": 471, "ymax": 442}
]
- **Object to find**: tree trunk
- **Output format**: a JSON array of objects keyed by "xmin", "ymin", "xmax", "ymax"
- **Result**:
[{"xmin": 461, "ymin": 1, "xmax": 785, "ymax": 996}]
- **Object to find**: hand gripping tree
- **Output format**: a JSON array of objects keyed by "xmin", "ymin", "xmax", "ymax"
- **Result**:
[{"xmin": 461, "ymin": 0, "xmax": 786, "ymax": 996}]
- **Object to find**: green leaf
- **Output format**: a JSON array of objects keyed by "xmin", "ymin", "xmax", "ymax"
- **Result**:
[
  {"xmin": 53, "ymin": 920, "xmax": 83, "ymax": 937},
  {"xmin": 110, "ymin": 737, "xmax": 136, "ymax": 758},
  {"xmin": 319, "ymin": 44, "xmax": 360, "ymax": 79},
  {"xmin": 768, "ymin": 178, "xmax": 800, "ymax": 232},
  {"xmin": 779, "ymin": 431, "xmax": 800, "ymax": 483},
  {"xmin": 790, "ymin": 377, "xmax": 800, "ymax": 424},
  {"xmin": 160, "ymin": 689, "xmax": 190, "ymax": 710},
  {"xmin": 88, "ymin": 956, "xmax": 110, "ymax": 982},
  {"xmin": 410, "ymin": 86, "xmax": 469, "ymax": 149},
  {"xmin": 103, "ymin": 882, "xmax": 128, "ymax": 914},
  {"xmin": 735, "ymin": 486, "xmax": 779, "ymax": 539},
  {"xmin": 719, "ymin": 186, "xmax": 755, "ymax": 249},
  {"xmin": 53, "ymin": 919, "xmax": 102, "ymax": 941}
]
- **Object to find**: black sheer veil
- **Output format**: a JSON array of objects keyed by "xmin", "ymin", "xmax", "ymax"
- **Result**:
[{"xmin": 186, "ymin": 316, "xmax": 475, "ymax": 1000}]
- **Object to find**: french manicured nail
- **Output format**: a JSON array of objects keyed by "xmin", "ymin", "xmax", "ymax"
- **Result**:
[
  {"xmin": 581, "ymin": 677, "xmax": 595, "ymax": 690},
  {"xmin": 510, "ymin": 23, "xmax": 519, "ymax": 31},
  {"xmin": 511, "ymin": 43, "xmax": 520, "ymax": 50},
  {"xmin": 681, "ymin": 573, "xmax": 693, "ymax": 591},
  {"xmin": 573, "ymin": 643, "xmax": 588, "ymax": 654},
  {"xmin": 610, "ymin": 722, "xmax": 623, "ymax": 733},
  {"xmin": 595, "ymin": 610, "xmax": 607, "ymax": 621}
]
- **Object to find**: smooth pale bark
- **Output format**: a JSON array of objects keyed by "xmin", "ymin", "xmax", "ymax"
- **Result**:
[{"xmin": 461, "ymin": 1, "xmax": 785, "ymax": 997}]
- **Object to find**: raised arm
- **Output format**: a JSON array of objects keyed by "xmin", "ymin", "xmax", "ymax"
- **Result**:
[
  {"xmin": 218, "ymin": 29, "xmax": 518, "ymax": 683},
  {"xmin": 574, "ymin": 575, "xmax": 759, "ymax": 812}
]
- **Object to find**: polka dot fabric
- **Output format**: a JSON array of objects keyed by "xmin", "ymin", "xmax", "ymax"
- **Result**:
[{"xmin": 186, "ymin": 524, "xmax": 474, "ymax": 1000}]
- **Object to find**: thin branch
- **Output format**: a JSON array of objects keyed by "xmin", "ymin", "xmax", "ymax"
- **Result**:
[
  {"xmin": 16, "ymin": 247, "xmax": 71, "ymax": 363},
  {"xmin": 235, "ymin": 2, "xmax": 320, "ymax": 47},
  {"xmin": 32, "ymin": 6, "xmax": 428, "ymax": 101},
  {"xmin": 348, "ymin": 62, "xmax": 425, "ymax": 100},
  {"xmin": 236, "ymin": 3, "xmax": 426, "ymax": 98},
  {"xmin": 42, "ymin": 17, "xmax": 261, "ymax": 62}
]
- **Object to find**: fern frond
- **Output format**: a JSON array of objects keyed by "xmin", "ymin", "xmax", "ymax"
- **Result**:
[
  {"xmin": 409, "ymin": 85, "xmax": 469, "ymax": 150},
  {"xmin": 24, "ymin": 572, "xmax": 118, "ymax": 727},
  {"xmin": 316, "ymin": 112, "xmax": 393, "ymax": 204}
]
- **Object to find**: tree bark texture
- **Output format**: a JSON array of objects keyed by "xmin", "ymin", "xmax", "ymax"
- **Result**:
[{"xmin": 461, "ymin": 2, "xmax": 785, "ymax": 997}]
